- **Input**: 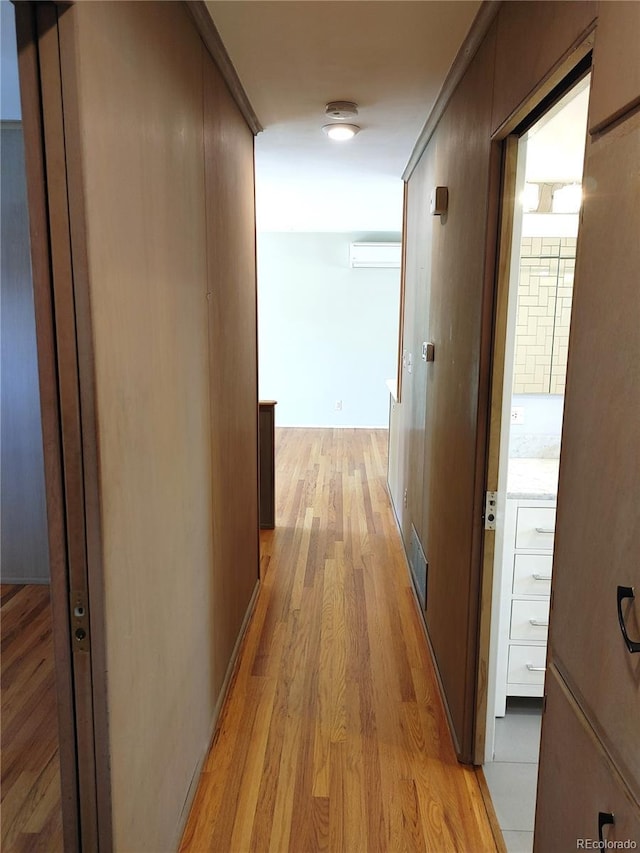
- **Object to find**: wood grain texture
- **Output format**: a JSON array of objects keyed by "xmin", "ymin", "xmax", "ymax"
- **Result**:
[
  {"xmin": 403, "ymin": 0, "xmax": 501, "ymax": 180},
  {"xmin": 37, "ymin": 6, "xmax": 102, "ymax": 844},
  {"xmin": 535, "ymin": 667, "xmax": 640, "ymax": 853},
  {"xmin": 414, "ymin": 25, "xmax": 497, "ymax": 760},
  {"xmin": 180, "ymin": 428, "xmax": 498, "ymax": 852},
  {"xmin": 491, "ymin": 0, "xmax": 597, "ymax": 135},
  {"xmin": 547, "ymin": 110, "xmax": 640, "ymax": 802},
  {"xmin": 588, "ymin": 0, "xmax": 640, "ymax": 133},
  {"xmin": 186, "ymin": 0, "xmax": 262, "ymax": 134},
  {"xmin": 204, "ymin": 47, "xmax": 261, "ymax": 697},
  {"xmin": 1, "ymin": 585, "xmax": 63, "ymax": 852},
  {"xmin": 54, "ymin": 3, "xmax": 257, "ymax": 848},
  {"xmin": 14, "ymin": 5, "xmax": 81, "ymax": 845}
]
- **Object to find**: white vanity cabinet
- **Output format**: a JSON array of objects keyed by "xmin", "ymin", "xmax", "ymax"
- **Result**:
[{"xmin": 495, "ymin": 497, "xmax": 556, "ymax": 716}]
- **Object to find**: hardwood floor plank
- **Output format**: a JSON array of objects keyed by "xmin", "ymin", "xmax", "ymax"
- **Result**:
[
  {"xmin": 181, "ymin": 428, "xmax": 497, "ymax": 852},
  {"xmin": 1, "ymin": 585, "xmax": 63, "ymax": 853}
]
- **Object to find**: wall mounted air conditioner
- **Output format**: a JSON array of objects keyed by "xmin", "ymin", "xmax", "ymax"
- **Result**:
[{"xmin": 349, "ymin": 242, "xmax": 402, "ymax": 269}]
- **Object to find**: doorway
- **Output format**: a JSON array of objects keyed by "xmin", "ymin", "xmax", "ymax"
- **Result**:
[
  {"xmin": 0, "ymin": 1, "xmax": 103, "ymax": 848},
  {"xmin": 1, "ymin": 2, "xmax": 64, "ymax": 847},
  {"xmin": 482, "ymin": 74, "xmax": 591, "ymax": 852}
]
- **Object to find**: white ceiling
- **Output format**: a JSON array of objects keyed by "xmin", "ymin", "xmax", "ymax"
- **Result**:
[
  {"xmin": 206, "ymin": 1, "xmax": 481, "ymax": 233},
  {"xmin": 525, "ymin": 78, "xmax": 590, "ymax": 184}
]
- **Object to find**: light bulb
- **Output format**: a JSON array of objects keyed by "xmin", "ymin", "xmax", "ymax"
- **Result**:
[{"xmin": 322, "ymin": 124, "xmax": 360, "ymax": 141}]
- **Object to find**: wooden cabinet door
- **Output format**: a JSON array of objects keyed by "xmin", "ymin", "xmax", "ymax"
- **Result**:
[
  {"xmin": 546, "ymin": 112, "xmax": 640, "ymax": 798},
  {"xmin": 535, "ymin": 667, "xmax": 640, "ymax": 853}
]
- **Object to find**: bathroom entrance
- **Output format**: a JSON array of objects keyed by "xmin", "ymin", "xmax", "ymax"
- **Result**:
[{"xmin": 481, "ymin": 71, "xmax": 591, "ymax": 851}]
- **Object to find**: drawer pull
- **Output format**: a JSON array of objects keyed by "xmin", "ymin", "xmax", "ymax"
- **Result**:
[
  {"xmin": 532, "ymin": 573, "xmax": 552, "ymax": 582},
  {"xmin": 598, "ymin": 812, "xmax": 614, "ymax": 843},
  {"xmin": 535, "ymin": 527, "xmax": 555, "ymax": 534},
  {"xmin": 529, "ymin": 619, "xmax": 549, "ymax": 627},
  {"xmin": 616, "ymin": 586, "xmax": 640, "ymax": 653},
  {"xmin": 526, "ymin": 664, "xmax": 546, "ymax": 672}
]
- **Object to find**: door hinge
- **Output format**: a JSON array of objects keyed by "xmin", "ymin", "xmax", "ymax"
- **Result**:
[
  {"xmin": 71, "ymin": 590, "xmax": 90, "ymax": 652},
  {"xmin": 484, "ymin": 491, "xmax": 497, "ymax": 530}
]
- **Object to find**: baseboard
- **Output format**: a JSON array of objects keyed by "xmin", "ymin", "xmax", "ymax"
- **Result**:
[{"xmin": 173, "ymin": 577, "xmax": 261, "ymax": 849}]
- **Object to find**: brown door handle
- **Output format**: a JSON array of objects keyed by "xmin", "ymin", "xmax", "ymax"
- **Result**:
[
  {"xmin": 598, "ymin": 812, "xmax": 614, "ymax": 843},
  {"xmin": 617, "ymin": 587, "xmax": 640, "ymax": 653}
]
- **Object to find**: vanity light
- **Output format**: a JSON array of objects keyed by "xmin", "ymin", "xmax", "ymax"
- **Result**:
[
  {"xmin": 552, "ymin": 183, "xmax": 582, "ymax": 214},
  {"xmin": 322, "ymin": 123, "xmax": 360, "ymax": 141},
  {"xmin": 521, "ymin": 182, "xmax": 540, "ymax": 212}
]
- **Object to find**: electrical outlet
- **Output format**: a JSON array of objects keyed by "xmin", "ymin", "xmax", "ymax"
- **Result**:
[
  {"xmin": 335, "ymin": 400, "xmax": 342, "ymax": 411},
  {"xmin": 511, "ymin": 406, "xmax": 525, "ymax": 425}
]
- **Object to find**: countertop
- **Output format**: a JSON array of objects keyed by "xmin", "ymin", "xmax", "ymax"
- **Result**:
[{"xmin": 506, "ymin": 457, "xmax": 559, "ymax": 501}]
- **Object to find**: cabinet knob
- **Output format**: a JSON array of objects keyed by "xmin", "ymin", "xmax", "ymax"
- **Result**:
[{"xmin": 616, "ymin": 586, "xmax": 640, "ymax": 653}]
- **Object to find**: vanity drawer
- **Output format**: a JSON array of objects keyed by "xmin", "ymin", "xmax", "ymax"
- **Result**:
[
  {"xmin": 510, "ymin": 599, "xmax": 550, "ymax": 640},
  {"xmin": 513, "ymin": 553, "xmax": 553, "ymax": 595},
  {"xmin": 507, "ymin": 645, "xmax": 547, "ymax": 685},
  {"xmin": 515, "ymin": 506, "xmax": 556, "ymax": 550}
]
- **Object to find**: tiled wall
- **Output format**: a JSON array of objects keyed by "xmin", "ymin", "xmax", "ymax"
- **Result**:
[{"xmin": 513, "ymin": 237, "xmax": 576, "ymax": 394}]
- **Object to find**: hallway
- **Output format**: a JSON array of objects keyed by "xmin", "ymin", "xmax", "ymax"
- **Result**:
[{"xmin": 181, "ymin": 428, "xmax": 497, "ymax": 852}]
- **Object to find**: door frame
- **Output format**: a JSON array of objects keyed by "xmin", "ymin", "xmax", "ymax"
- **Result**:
[
  {"xmin": 14, "ymin": 3, "xmax": 108, "ymax": 847},
  {"xmin": 473, "ymin": 37, "xmax": 595, "ymax": 765}
]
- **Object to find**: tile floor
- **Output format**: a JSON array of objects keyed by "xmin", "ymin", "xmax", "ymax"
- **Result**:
[{"xmin": 484, "ymin": 697, "xmax": 543, "ymax": 853}]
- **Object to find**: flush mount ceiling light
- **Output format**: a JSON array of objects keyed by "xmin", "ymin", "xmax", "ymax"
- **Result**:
[
  {"xmin": 322, "ymin": 123, "xmax": 360, "ymax": 141},
  {"xmin": 322, "ymin": 101, "xmax": 360, "ymax": 140}
]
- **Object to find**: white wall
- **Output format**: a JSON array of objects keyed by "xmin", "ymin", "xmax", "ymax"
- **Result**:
[
  {"xmin": 509, "ymin": 393, "xmax": 564, "ymax": 458},
  {"xmin": 1, "ymin": 0, "xmax": 21, "ymax": 120},
  {"xmin": 257, "ymin": 232, "xmax": 401, "ymax": 427}
]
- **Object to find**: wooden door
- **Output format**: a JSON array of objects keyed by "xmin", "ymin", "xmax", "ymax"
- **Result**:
[
  {"xmin": 8, "ymin": 3, "xmax": 92, "ymax": 848},
  {"xmin": 415, "ymin": 28, "xmax": 496, "ymax": 760},
  {"xmin": 536, "ymin": 9, "xmax": 640, "ymax": 840},
  {"xmin": 542, "ymin": 109, "xmax": 640, "ymax": 797}
]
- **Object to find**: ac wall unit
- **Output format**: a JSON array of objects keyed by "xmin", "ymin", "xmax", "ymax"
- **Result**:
[{"xmin": 349, "ymin": 242, "xmax": 401, "ymax": 269}]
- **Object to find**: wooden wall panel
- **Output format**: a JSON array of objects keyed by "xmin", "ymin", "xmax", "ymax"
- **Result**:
[
  {"xmin": 203, "ymin": 52, "xmax": 260, "ymax": 697},
  {"xmin": 55, "ymin": 2, "xmax": 258, "ymax": 848},
  {"xmin": 0, "ymin": 124, "xmax": 49, "ymax": 584},
  {"xmin": 393, "ymin": 19, "xmax": 500, "ymax": 762},
  {"xmin": 492, "ymin": 0, "xmax": 597, "ymax": 134},
  {"xmin": 589, "ymin": 0, "xmax": 640, "ymax": 133},
  {"xmin": 406, "ymin": 24, "xmax": 496, "ymax": 759}
]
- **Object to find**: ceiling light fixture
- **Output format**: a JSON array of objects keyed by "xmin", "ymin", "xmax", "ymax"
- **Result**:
[
  {"xmin": 552, "ymin": 183, "xmax": 582, "ymax": 214},
  {"xmin": 323, "ymin": 123, "xmax": 360, "ymax": 141}
]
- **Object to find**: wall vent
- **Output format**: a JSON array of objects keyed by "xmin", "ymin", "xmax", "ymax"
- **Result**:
[
  {"xmin": 409, "ymin": 525, "xmax": 428, "ymax": 610},
  {"xmin": 349, "ymin": 242, "xmax": 401, "ymax": 269}
]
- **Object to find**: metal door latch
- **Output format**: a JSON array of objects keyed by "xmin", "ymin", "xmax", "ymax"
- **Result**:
[
  {"xmin": 71, "ymin": 590, "xmax": 90, "ymax": 652},
  {"xmin": 484, "ymin": 491, "xmax": 497, "ymax": 530}
]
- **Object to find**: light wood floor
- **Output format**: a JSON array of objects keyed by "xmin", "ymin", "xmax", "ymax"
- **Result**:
[
  {"xmin": 1, "ymin": 584, "xmax": 63, "ymax": 852},
  {"xmin": 181, "ymin": 428, "xmax": 497, "ymax": 852}
]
